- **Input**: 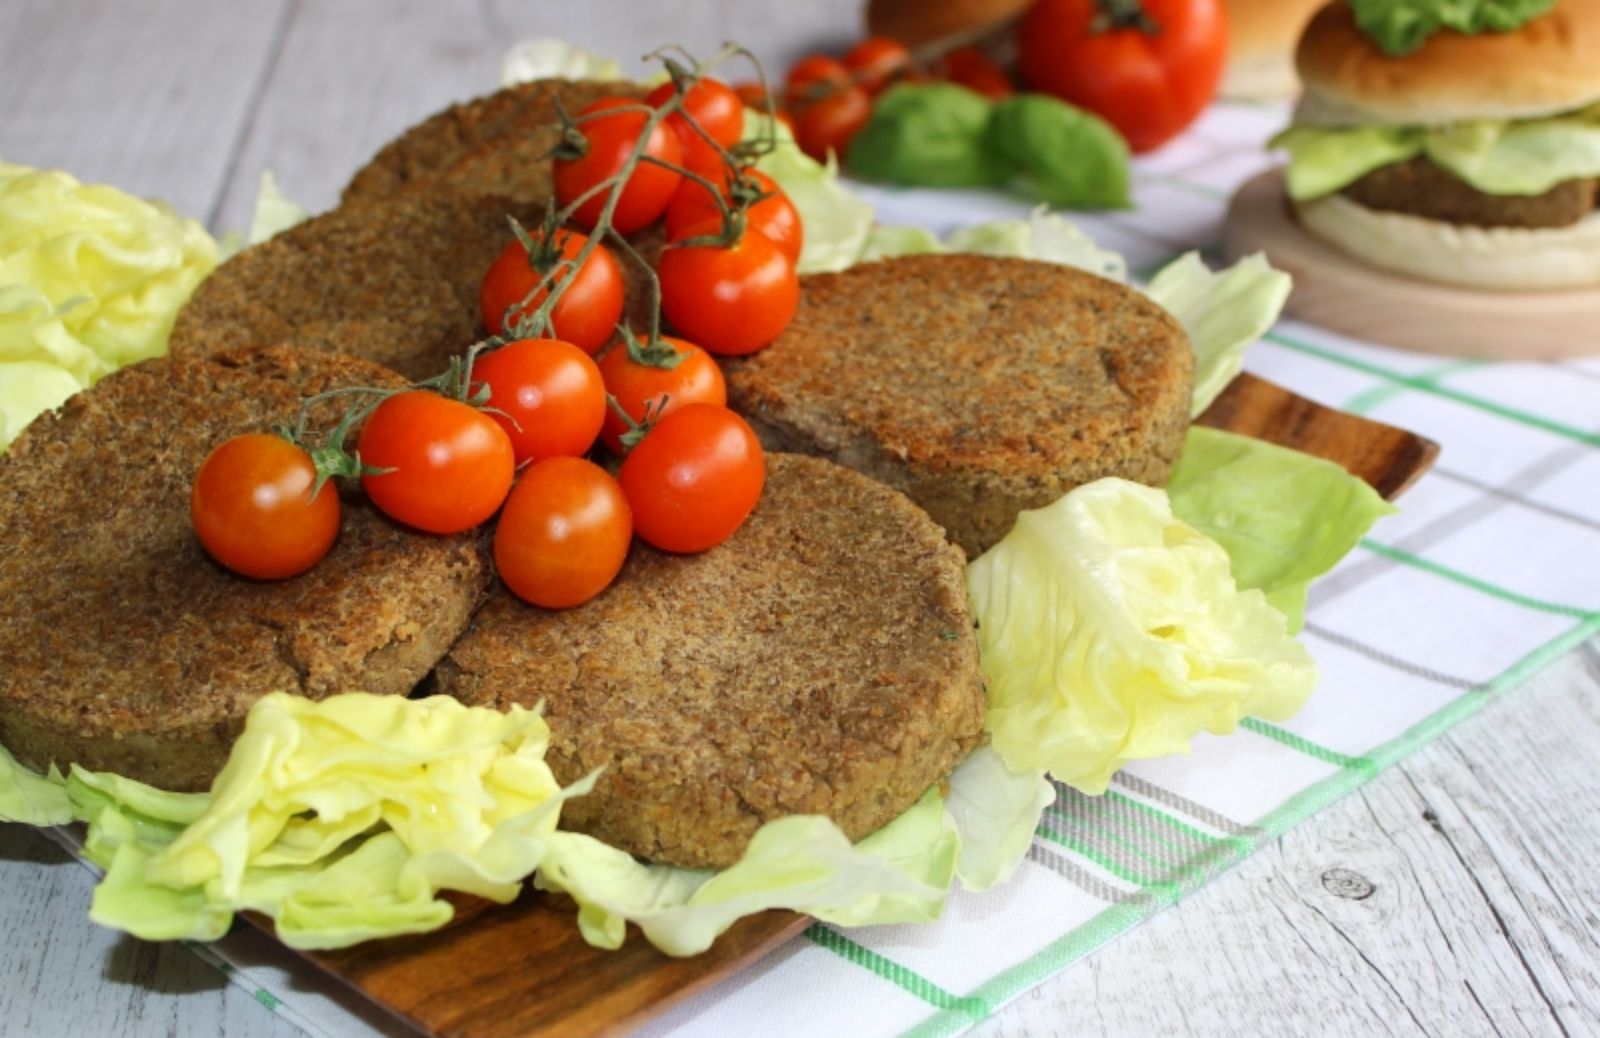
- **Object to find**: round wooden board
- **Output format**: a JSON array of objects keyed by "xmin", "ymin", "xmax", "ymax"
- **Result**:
[{"xmin": 1222, "ymin": 170, "xmax": 1600, "ymax": 359}]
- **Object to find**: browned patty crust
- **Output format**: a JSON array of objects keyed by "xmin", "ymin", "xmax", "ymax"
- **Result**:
[
  {"xmin": 1342, "ymin": 157, "xmax": 1598, "ymax": 229},
  {"xmin": 0, "ymin": 347, "xmax": 492, "ymax": 791},
  {"xmin": 436, "ymin": 453, "xmax": 986, "ymax": 869},
  {"xmin": 343, "ymin": 79, "xmax": 644, "ymax": 206},
  {"xmin": 724, "ymin": 254, "xmax": 1195, "ymax": 557}
]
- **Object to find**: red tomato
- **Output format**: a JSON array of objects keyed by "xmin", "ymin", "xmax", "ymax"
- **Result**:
[
  {"xmin": 618, "ymin": 404, "xmax": 765, "ymax": 554},
  {"xmin": 647, "ymin": 76, "xmax": 745, "ymax": 154},
  {"xmin": 597, "ymin": 334, "xmax": 727, "ymax": 454},
  {"xmin": 478, "ymin": 229, "xmax": 623, "ymax": 353},
  {"xmin": 657, "ymin": 219, "xmax": 799, "ymax": 357},
  {"xmin": 554, "ymin": 98, "xmax": 684, "ymax": 232},
  {"xmin": 794, "ymin": 85, "xmax": 872, "ymax": 162},
  {"xmin": 942, "ymin": 47, "xmax": 1014, "ymax": 100},
  {"xmin": 664, "ymin": 168, "xmax": 803, "ymax": 265},
  {"xmin": 843, "ymin": 37, "xmax": 912, "ymax": 95},
  {"xmin": 732, "ymin": 80, "xmax": 779, "ymax": 112},
  {"xmin": 494, "ymin": 456, "xmax": 632, "ymax": 609},
  {"xmin": 1018, "ymin": 0, "xmax": 1227, "ymax": 153},
  {"xmin": 357, "ymin": 391, "xmax": 515, "ymax": 534},
  {"xmin": 472, "ymin": 339, "xmax": 606, "ymax": 464},
  {"xmin": 784, "ymin": 54, "xmax": 851, "ymax": 109},
  {"xmin": 191, "ymin": 433, "xmax": 339, "ymax": 581}
]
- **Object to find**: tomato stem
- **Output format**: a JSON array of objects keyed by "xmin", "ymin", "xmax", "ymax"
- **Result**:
[
  {"xmin": 1090, "ymin": 0, "xmax": 1160, "ymax": 35},
  {"xmin": 619, "ymin": 325, "xmax": 687, "ymax": 371},
  {"xmin": 606, "ymin": 391, "xmax": 671, "ymax": 453}
]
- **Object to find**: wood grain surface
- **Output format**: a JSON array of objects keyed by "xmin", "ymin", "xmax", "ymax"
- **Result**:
[
  {"xmin": 1, "ymin": 3, "xmax": 1597, "ymax": 1038},
  {"xmin": 1222, "ymin": 170, "xmax": 1600, "ymax": 360}
]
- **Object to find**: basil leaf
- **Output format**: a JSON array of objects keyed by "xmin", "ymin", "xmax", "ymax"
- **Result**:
[
  {"xmin": 987, "ymin": 94, "xmax": 1131, "ymax": 209},
  {"xmin": 1351, "ymin": 0, "xmax": 1556, "ymax": 56},
  {"xmin": 845, "ymin": 83, "xmax": 1014, "ymax": 188}
]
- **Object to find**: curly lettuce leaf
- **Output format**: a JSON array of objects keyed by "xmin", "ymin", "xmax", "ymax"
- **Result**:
[
  {"xmin": 535, "ymin": 788, "xmax": 958, "ymax": 957},
  {"xmin": 945, "ymin": 746, "xmax": 1054, "ymax": 892},
  {"xmin": 860, "ymin": 224, "xmax": 947, "ymax": 261},
  {"xmin": 746, "ymin": 113, "xmax": 874, "ymax": 274},
  {"xmin": 0, "ymin": 744, "xmax": 71, "ymax": 826},
  {"xmin": 946, "ymin": 207, "xmax": 1129, "ymax": 281},
  {"xmin": 0, "ymin": 161, "xmax": 218, "ymax": 447},
  {"xmin": 1168, "ymin": 427, "xmax": 1397, "ymax": 631},
  {"xmin": 969, "ymin": 479, "xmax": 1318, "ymax": 794},
  {"xmin": 500, "ymin": 37, "xmax": 624, "ymax": 85},
  {"xmin": 1351, "ymin": 0, "xmax": 1555, "ymax": 56},
  {"xmin": 1144, "ymin": 252, "xmax": 1292, "ymax": 417}
]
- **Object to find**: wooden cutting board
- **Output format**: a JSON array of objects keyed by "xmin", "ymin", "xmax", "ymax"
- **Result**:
[
  {"xmin": 253, "ymin": 372, "xmax": 1439, "ymax": 1038},
  {"xmin": 1222, "ymin": 169, "xmax": 1600, "ymax": 359}
]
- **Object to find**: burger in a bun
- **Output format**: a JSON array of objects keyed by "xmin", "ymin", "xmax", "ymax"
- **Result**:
[{"xmin": 1271, "ymin": 0, "xmax": 1600, "ymax": 290}]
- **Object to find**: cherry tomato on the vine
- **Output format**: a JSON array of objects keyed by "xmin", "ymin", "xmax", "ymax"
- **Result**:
[
  {"xmin": 658, "ymin": 218, "xmax": 799, "ymax": 357},
  {"xmin": 555, "ymin": 97, "xmax": 683, "ymax": 233},
  {"xmin": 794, "ymin": 85, "xmax": 872, "ymax": 162},
  {"xmin": 664, "ymin": 167, "xmax": 803, "ymax": 265},
  {"xmin": 472, "ymin": 339, "xmax": 606, "ymax": 464},
  {"xmin": 191, "ymin": 433, "xmax": 340, "ymax": 581},
  {"xmin": 732, "ymin": 80, "xmax": 780, "ymax": 112},
  {"xmin": 784, "ymin": 54, "xmax": 851, "ymax": 109},
  {"xmin": 1018, "ymin": 0, "xmax": 1227, "ymax": 153},
  {"xmin": 597, "ymin": 334, "xmax": 726, "ymax": 454},
  {"xmin": 618, "ymin": 403, "xmax": 765, "ymax": 554},
  {"xmin": 843, "ymin": 37, "xmax": 912, "ymax": 95},
  {"xmin": 941, "ymin": 47, "xmax": 1015, "ymax": 100},
  {"xmin": 495, "ymin": 456, "xmax": 633, "ymax": 609},
  {"xmin": 647, "ymin": 76, "xmax": 745, "ymax": 171},
  {"xmin": 357, "ymin": 391, "xmax": 515, "ymax": 534},
  {"xmin": 478, "ymin": 228, "xmax": 623, "ymax": 352}
]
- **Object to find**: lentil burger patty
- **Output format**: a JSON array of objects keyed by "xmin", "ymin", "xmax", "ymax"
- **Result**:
[
  {"xmin": 1342, "ymin": 156, "xmax": 1599, "ymax": 229},
  {"xmin": 0, "ymin": 347, "xmax": 492, "ymax": 791},
  {"xmin": 437, "ymin": 453, "xmax": 986, "ymax": 869},
  {"xmin": 724, "ymin": 254, "xmax": 1194, "ymax": 556}
]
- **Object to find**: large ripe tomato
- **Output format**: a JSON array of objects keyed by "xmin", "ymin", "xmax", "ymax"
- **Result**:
[
  {"xmin": 618, "ymin": 403, "xmax": 765, "ymax": 554},
  {"xmin": 597, "ymin": 334, "xmax": 726, "ymax": 454},
  {"xmin": 191, "ymin": 433, "xmax": 340, "ymax": 581},
  {"xmin": 472, "ymin": 339, "xmax": 606, "ymax": 463},
  {"xmin": 794, "ymin": 85, "xmax": 872, "ymax": 162},
  {"xmin": 494, "ymin": 456, "xmax": 632, "ymax": 609},
  {"xmin": 1018, "ymin": 0, "xmax": 1227, "ymax": 153},
  {"xmin": 664, "ymin": 167, "xmax": 803, "ymax": 265},
  {"xmin": 478, "ymin": 228, "xmax": 623, "ymax": 352},
  {"xmin": 357, "ymin": 391, "xmax": 515, "ymax": 534},
  {"xmin": 843, "ymin": 37, "xmax": 912, "ymax": 95},
  {"xmin": 657, "ymin": 218, "xmax": 799, "ymax": 357},
  {"xmin": 647, "ymin": 75, "xmax": 745, "ymax": 171},
  {"xmin": 554, "ymin": 98, "xmax": 684, "ymax": 232}
]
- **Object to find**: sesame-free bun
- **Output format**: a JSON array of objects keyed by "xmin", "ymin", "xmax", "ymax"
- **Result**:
[
  {"xmin": 1222, "ymin": 0, "xmax": 1327, "ymax": 99},
  {"xmin": 865, "ymin": 0, "xmax": 1031, "ymax": 46},
  {"xmin": 1296, "ymin": 0, "xmax": 1600, "ymax": 125}
]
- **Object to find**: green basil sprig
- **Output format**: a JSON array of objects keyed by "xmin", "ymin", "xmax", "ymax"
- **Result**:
[{"xmin": 987, "ymin": 95, "xmax": 1130, "ymax": 209}]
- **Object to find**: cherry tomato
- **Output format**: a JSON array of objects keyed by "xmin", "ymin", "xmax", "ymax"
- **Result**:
[
  {"xmin": 844, "ymin": 37, "xmax": 912, "ymax": 95},
  {"xmin": 618, "ymin": 403, "xmax": 765, "ymax": 554},
  {"xmin": 941, "ymin": 47, "xmax": 1014, "ymax": 100},
  {"xmin": 554, "ymin": 98, "xmax": 684, "ymax": 232},
  {"xmin": 794, "ymin": 85, "xmax": 872, "ymax": 162},
  {"xmin": 357, "ymin": 391, "xmax": 515, "ymax": 534},
  {"xmin": 472, "ymin": 339, "xmax": 606, "ymax": 464},
  {"xmin": 1018, "ymin": 0, "xmax": 1227, "ymax": 153},
  {"xmin": 597, "ymin": 334, "xmax": 727, "ymax": 454},
  {"xmin": 784, "ymin": 54, "xmax": 851, "ymax": 109},
  {"xmin": 647, "ymin": 76, "xmax": 745, "ymax": 159},
  {"xmin": 478, "ymin": 228, "xmax": 623, "ymax": 353},
  {"xmin": 494, "ymin": 456, "xmax": 632, "ymax": 609},
  {"xmin": 664, "ymin": 167, "xmax": 803, "ymax": 265},
  {"xmin": 191, "ymin": 433, "xmax": 339, "ymax": 581},
  {"xmin": 658, "ymin": 219, "xmax": 799, "ymax": 357},
  {"xmin": 732, "ymin": 80, "xmax": 780, "ymax": 112}
]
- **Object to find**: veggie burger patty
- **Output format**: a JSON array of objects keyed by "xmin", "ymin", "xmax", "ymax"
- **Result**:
[
  {"xmin": 436, "ymin": 453, "xmax": 987, "ymax": 869},
  {"xmin": 724, "ymin": 253, "xmax": 1195, "ymax": 556},
  {"xmin": 0, "ymin": 346, "xmax": 492, "ymax": 791}
]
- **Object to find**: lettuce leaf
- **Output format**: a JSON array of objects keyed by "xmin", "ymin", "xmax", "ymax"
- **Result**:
[
  {"xmin": 968, "ymin": 479, "xmax": 1318, "ymax": 794},
  {"xmin": 946, "ymin": 207, "xmax": 1129, "ymax": 281},
  {"xmin": 746, "ymin": 113, "xmax": 875, "ymax": 274},
  {"xmin": 1273, "ymin": 105, "xmax": 1600, "ymax": 200},
  {"xmin": 860, "ymin": 224, "xmax": 947, "ymax": 261},
  {"xmin": 0, "ymin": 744, "xmax": 71, "ymax": 826},
  {"xmin": 1168, "ymin": 427, "xmax": 1397, "ymax": 631},
  {"xmin": 944, "ymin": 746, "xmax": 1053, "ymax": 892},
  {"xmin": 500, "ymin": 37, "xmax": 625, "ymax": 85},
  {"xmin": 535, "ymin": 788, "xmax": 957, "ymax": 957},
  {"xmin": 1144, "ymin": 253, "xmax": 1293, "ymax": 417}
]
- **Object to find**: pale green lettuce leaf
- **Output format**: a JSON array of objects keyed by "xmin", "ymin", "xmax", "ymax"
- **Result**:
[
  {"xmin": 1271, "ymin": 124, "xmax": 1422, "ymax": 201},
  {"xmin": 860, "ymin": 224, "xmax": 947, "ymax": 261},
  {"xmin": 0, "ymin": 357, "xmax": 79, "ymax": 448},
  {"xmin": 968, "ymin": 479, "xmax": 1318, "ymax": 794},
  {"xmin": 1168, "ymin": 427, "xmax": 1396, "ymax": 631},
  {"xmin": 747, "ymin": 113, "xmax": 874, "ymax": 274},
  {"xmin": 945, "ymin": 207, "xmax": 1127, "ymax": 282},
  {"xmin": 944, "ymin": 746, "xmax": 1053, "ymax": 892},
  {"xmin": 501, "ymin": 37, "xmax": 624, "ymax": 86},
  {"xmin": 1143, "ymin": 252, "xmax": 1292, "ymax": 417},
  {"xmin": 0, "ymin": 745, "xmax": 71, "ymax": 826},
  {"xmin": 535, "ymin": 789, "xmax": 958, "ymax": 956},
  {"xmin": 246, "ymin": 170, "xmax": 309, "ymax": 246}
]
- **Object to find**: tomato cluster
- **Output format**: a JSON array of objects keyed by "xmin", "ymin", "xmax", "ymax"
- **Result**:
[{"xmin": 193, "ymin": 59, "xmax": 792, "ymax": 612}]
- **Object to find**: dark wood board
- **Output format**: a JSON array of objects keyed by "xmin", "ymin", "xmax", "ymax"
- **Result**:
[{"xmin": 248, "ymin": 373, "xmax": 1439, "ymax": 1038}]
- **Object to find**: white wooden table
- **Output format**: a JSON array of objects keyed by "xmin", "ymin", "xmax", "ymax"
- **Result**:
[{"xmin": 2, "ymin": 3, "xmax": 1597, "ymax": 1035}]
